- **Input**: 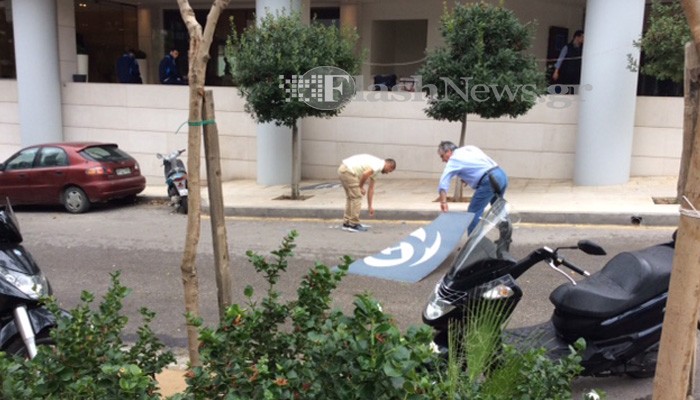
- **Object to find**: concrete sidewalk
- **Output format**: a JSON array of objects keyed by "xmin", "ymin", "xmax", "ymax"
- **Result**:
[{"xmin": 142, "ymin": 175, "xmax": 681, "ymax": 226}]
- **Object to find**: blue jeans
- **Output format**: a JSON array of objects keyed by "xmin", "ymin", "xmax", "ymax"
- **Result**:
[{"xmin": 467, "ymin": 167, "xmax": 508, "ymax": 233}]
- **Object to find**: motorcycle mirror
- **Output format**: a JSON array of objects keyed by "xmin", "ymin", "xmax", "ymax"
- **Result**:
[
  {"xmin": 577, "ymin": 240, "xmax": 606, "ymax": 256},
  {"xmin": 156, "ymin": 153, "xmax": 163, "ymax": 160}
]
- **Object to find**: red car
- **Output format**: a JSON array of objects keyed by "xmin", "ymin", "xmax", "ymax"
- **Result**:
[{"xmin": 0, "ymin": 142, "xmax": 146, "ymax": 213}]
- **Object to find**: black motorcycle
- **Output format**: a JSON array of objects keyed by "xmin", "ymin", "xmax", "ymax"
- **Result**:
[
  {"xmin": 156, "ymin": 149, "xmax": 188, "ymax": 214},
  {"xmin": 0, "ymin": 200, "xmax": 61, "ymax": 358},
  {"xmin": 422, "ymin": 197, "xmax": 678, "ymax": 378}
]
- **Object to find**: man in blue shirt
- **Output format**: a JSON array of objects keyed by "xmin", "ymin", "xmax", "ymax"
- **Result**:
[
  {"xmin": 159, "ymin": 49, "xmax": 185, "ymax": 84},
  {"xmin": 115, "ymin": 50, "xmax": 142, "ymax": 84},
  {"xmin": 436, "ymin": 141, "xmax": 508, "ymax": 233}
]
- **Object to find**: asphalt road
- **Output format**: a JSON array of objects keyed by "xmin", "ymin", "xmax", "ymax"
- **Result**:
[{"xmin": 10, "ymin": 200, "xmax": 684, "ymax": 399}]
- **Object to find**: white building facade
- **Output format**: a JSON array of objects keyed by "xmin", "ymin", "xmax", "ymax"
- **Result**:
[{"xmin": 0, "ymin": 0, "xmax": 679, "ymax": 186}]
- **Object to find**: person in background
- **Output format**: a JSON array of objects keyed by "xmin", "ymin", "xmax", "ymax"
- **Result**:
[
  {"xmin": 436, "ymin": 141, "xmax": 508, "ymax": 234},
  {"xmin": 159, "ymin": 49, "xmax": 185, "ymax": 84},
  {"xmin": 338, "ymin": 154, "xmax": 396, "ymax": 233},
  {"xmin": 115, "ymin": 49, "xmax": 142, "ymax": 84},
  {"xmin": 552, "ymin": 30, "xmax": 584, "ymax": 93}
]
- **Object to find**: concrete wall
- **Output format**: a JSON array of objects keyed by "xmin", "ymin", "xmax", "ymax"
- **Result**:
[{"xmin": 0, "ymin": 80, "xmax": 682, "ymax": 184}]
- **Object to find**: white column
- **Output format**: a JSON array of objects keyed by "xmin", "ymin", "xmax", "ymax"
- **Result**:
[
  {"xmin": 573, "ymin": 0, "xmax": 645, "ymax": 185},
  {"xmin": 11, "ymin": 0, "xmax": 63, "ymax": 146},
  {"xmin": 255, "ymin": 0, "xmax": 302, "ymax": 185}
]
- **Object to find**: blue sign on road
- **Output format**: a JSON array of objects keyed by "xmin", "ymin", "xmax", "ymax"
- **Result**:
[{"xmin": 347, "ymin": 212, "xmax": 473, "ymax": 283}]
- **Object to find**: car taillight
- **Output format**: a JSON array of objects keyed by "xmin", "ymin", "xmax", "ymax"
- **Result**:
[
  {"xmin": 86, "ymin": 166, "xmax": 113, "ymax": 175},
  {"xmin": 134, "ymin": 162, "xmax": 140, "ymax": 171}
]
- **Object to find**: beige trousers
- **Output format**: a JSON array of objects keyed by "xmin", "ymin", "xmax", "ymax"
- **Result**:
[{"xmin": 338, "ymin": 164, "xmax": 362, "ymax": 225}]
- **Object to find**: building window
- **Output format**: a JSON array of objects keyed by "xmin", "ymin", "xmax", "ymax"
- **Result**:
[
  {"xmin": 75, "ymin": 0, "xmax": 138, "ymax": 83},
  {"xmin": 0, "ymin": 4, "xmax": 15, "ymax": 79},
  {"xmin": 370, "ymin": 19, "xmax": 428, "ymax": 86}
]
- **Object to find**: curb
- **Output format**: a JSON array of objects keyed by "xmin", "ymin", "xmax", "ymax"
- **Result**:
[{"xmin": 141, "ymin": 195, "xmax": 679, "ymax": 227}]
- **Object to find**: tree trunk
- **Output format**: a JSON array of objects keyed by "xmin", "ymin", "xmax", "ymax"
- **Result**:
[
  {"xmin": 652, "ymin": 3, "xmax": 700, "ymax": 397},
  {"xmin": 177, "ymin": 0, "xmax": 231, "ymax": 367},
  {"xmin": 291, "ymin": 120, "xmax": 301, "ymax": 199},
  {"xmin": 180, "ymin": 60, "xmax": 204, "ymax": 368},
  {"xmin": 453, "ymin": 114, "xmax": 467, "ymax": 201}
]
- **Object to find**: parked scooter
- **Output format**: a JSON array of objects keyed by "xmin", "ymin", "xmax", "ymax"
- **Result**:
[
  {"xmin": 423, "ymin": 197, "xmax": 678, "ymax": 378},
  {"xmin": 0, "ymin": 200, "xmax": 61, "ymax": 358},
  {"xmin": 156, "ymin": 149, "xmax": 188, "ymax": 214}
]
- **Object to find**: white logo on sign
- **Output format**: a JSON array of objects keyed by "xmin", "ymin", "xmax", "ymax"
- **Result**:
[{"xmin": 363, "ymin": 228, "xmax": 442, "ymax": 268}]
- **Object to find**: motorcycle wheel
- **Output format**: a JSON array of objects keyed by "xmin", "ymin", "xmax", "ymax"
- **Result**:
[
  {"xmin": 4, "ymin": 330, "xmax": 55, "ymax": 358},
  {"xmin": 178, "ymin": 196, "xmax": 188, "ymax": 214},
  {"xmin": 625, "ymin": 350, "xmax": 658, "ymax": 379}
]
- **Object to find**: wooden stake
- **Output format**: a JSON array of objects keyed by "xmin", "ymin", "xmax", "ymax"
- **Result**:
[{"xmin": 202, "ymin": 90, "xmax": 233, "ymax": 318}]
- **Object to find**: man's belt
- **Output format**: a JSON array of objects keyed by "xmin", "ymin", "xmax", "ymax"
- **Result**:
[{"xmin": 477, "ymin": 166, "xmax": 499, "ymax": 186}]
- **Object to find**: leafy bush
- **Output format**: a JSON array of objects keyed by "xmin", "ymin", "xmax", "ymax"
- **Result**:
[
  {"xmin": 0, "ymin": 272, "xmax": 175, "ymax": 399},
  {"xmin": 173, "ymin": 231, "xmax": 439, "ymax": 399},
  {"xmin": 173, "ymin": 231, "xmax": 598, "ymax": 400}
]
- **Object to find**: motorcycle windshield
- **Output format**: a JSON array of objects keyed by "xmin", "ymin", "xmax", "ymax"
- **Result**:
[
  {"xmin": 445, "ymin": 197, "xmax": 512, "ymax": 280},
  {"xmin": 0, "ymin": 200, "xmax": 22, "ymax": 244}
]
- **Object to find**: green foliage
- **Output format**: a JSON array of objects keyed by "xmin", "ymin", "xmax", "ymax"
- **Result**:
[
  {"xmin": 174, "ymin": 230, "xmax": 439, "ymax": 399},
  {"xmin": 419, "ymin": 2, "xmax": 546, "ymax": 121},
  {"xmin": 0, "ymin": 271, "xmax": 175, "ymax": 399},
  {"xmin": 227, "ymin": 12, "xmax": 362, "ymax": 128},
  {"xmin": 171, "ymin": 231, "xmax": 595, "ymax": 400},
  {"xmin": 434, "ymin": 300, "xmax": 592, "ymax": 400},
  {"xmin": 636, "ymin": 0, "xmax": 691, "ymax": 83}
]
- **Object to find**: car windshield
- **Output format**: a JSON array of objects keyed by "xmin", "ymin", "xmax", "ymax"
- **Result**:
[
  {"xmin": 446, "ymin": 198, "xmax": 514, "ymax": 279},
  {"xmin": 80, "ymin": 145, "xmax": 131, "ymax": 162}
]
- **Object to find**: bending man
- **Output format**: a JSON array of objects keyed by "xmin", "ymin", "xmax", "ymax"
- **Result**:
[
  {"xmin": 338, "ymin": 154, "xmax": 396, "ymax": 233},
  {"xmin": 436, "ymin": 141, "xmax": 508, "ymax": 233}
]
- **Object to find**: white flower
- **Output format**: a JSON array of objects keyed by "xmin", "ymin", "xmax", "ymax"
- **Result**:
[{"xmin": 583, "ymin": 390, "xmax": 601, "ymax": 400}]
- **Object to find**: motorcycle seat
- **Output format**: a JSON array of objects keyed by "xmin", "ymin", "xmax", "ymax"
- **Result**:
[{"xmin": 549, "ymin": 244, "xmax": 674, "ymax": 319}]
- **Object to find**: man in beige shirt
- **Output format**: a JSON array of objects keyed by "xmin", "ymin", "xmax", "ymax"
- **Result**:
[{"xmin": 337, "ymin": 154, "xmax": 396, "ymax": 232}]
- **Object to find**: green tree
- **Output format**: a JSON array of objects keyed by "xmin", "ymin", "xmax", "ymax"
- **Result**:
[
  {"xmin": 634, "ymin": 0, "xmax": 692, "ymax": 202},
  {"xmin": 227, "ymin": 12, "xmax": 361, "ymax": 199},
  {"xmin": 419, "ymin": 2, "xmax": 545, "ymax": 200},
  {"xmin": 637, "ymin": 1, "xmax": 691, "ymax": 84}
]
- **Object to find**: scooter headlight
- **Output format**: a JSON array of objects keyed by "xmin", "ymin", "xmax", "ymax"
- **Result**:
[
  {"xmin": 0, "ymin": 266, "xmax": 48, "ymax": 299},
  {"xmin": 424, "ymin": 287, "xmax": 456, "ymax": 321},
  {"xmin": 482, "ymin": 284, "xmax": 514, "ymax": 300}
]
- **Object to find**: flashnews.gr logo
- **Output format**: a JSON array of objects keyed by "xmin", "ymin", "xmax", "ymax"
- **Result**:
[{"xmin": 280, "ymin": 66, "xmax": 356, "ymax": 110}]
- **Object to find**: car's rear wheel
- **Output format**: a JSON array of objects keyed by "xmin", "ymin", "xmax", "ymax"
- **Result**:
[{"xmin": 63, "ymin": 186, "xmax": 90, "ymax": 213}]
